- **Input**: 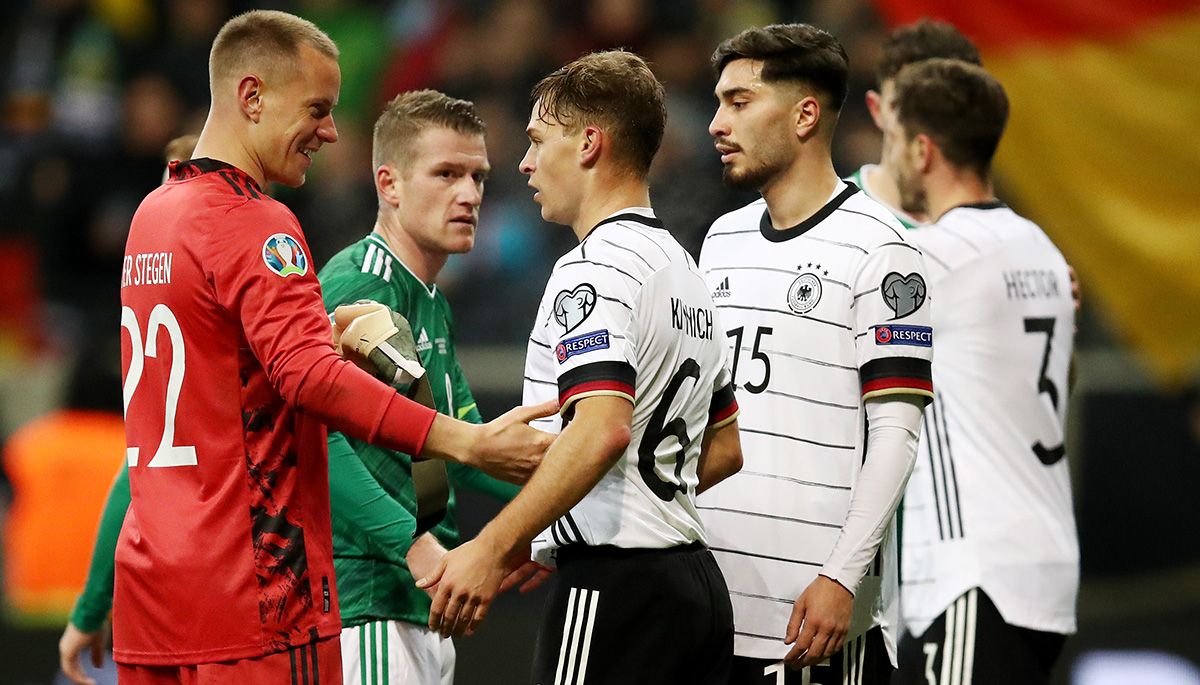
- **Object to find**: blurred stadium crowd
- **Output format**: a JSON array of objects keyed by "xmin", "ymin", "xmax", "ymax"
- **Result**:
[{"xmin": 0, "ymin": 0, "xmax": 903, "ymax": 357}]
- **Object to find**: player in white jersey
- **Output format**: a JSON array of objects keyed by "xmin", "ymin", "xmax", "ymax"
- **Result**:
[
  {"xmin": 849, "ymin": 20, "xmax": 982, "ymax": 229},
  {"xmin": 882, "ymin": 59, "xmax": 1079, "ymax": 685},
  {"xmin": 701, "ymin": 25, "xmax": 933, "ymax": 684},
  {"xmin": 418, "ymin": 50, "xmax": 744, "ymax": 684}
]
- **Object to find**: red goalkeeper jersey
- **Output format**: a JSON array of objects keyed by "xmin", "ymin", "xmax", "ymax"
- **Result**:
[{"xmin": 114, "ymin": 158, "xmax": 436, "ymax": 665}]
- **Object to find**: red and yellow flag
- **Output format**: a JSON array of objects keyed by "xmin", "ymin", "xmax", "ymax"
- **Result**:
[{"xmin": 875, "ymin": 0, "xmax": 1200, "ymax": 385}]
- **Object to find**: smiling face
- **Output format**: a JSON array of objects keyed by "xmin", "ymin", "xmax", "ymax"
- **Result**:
[
  {"xmin": 252, "ymin": 43, "xmax": 341, "ymax": 187},
  {"xmin": 519, "ymin": 101, "xmax": 585, "ymax": 227},
  {"xmin": 390, "ymin": 126, "xmax": 489, "ymax": 256},
  {"xmin": 708, "ymin": 58, "xmax": 797, "ymax": 191}
]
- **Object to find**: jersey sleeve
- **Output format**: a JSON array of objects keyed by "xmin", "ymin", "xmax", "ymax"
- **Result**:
[
  {"xmin": 327, "ymin": 431, "xmax": 417, "ymax": 561},
  {"xmin": 205, "ymin": 203, "xmax": 435, "ymax": 454},
  {"xmin": 853, "ymin": 241, "xmax": 934, "ymax": 404},
  {"xmin": 319, "ymin": 250, "xmax": 407, "ymax": 315},
  {"xmin": 708, "ymin": 310, "xmax": 739, "ymax": 429},
  {"xmin": 69, "ymin": 465, "xmax": 130, "ymax": 632},
  {"xmin": 543, "ymin": 259, "xmax": 639, "ymax": 418}
]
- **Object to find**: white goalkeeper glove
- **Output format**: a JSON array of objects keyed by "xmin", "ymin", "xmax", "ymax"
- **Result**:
[{"xmin": 332, "ymin": 300, "xmax": 428, "ymax": 400}]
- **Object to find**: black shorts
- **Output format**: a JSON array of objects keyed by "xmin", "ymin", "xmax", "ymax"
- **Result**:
[
  {"xmin": 729, "ymin": 627, "xmax": 892, "ymax": 684},
  {"xmin": 894, "ymin": 588, "xmax": 1066, "ymax": 685},
  {"xmin": 531, "ymin": 542, "xmax": 734, "ymax": 685}
]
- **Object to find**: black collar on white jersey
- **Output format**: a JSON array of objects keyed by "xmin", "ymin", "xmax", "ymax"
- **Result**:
[
  {"xmin": 759, "ymin": 182, "xmax": 859, "ymax": 243},
  {"xmin": 949, "ymin": 200, "xmax": 1007, "ymax": 212},
  {"xmin": 581, "ymin": 211, "xmax": 665, "ymax": 243}
]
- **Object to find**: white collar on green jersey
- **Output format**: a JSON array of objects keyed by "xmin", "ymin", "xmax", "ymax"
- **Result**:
[{"xmin": 366, "ymin": 233, "xmax": 438, "ymax": 297}]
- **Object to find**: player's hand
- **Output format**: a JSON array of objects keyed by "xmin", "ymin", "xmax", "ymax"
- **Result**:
[
  {"xmin": 417, "ymin": 537, "xmax": 528, "ymax": 638},
  {"xmin": 467, "ymin": 402, "xmax": 557, "ymax": 483},
  {"xmin": 499, "ymin": 559, "xmax": 554, "ymax": 595},
  {"xmin": 333, "ymin": 301, "xmax": 426, "ymax": 391},
  {"xmin": 406, "ymin": 533, "xmax": 448, "ymax": 597},
  {"xmin": 784, "ymin": 575, "xmax": 852, "ymax": 669},
  {"xmin": 59, "ymin": 621, "xmax": 106, "ymax": 685}
]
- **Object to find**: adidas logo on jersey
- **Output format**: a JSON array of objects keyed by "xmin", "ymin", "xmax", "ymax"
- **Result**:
[
  {"xmin": 712, "ymin": 276, "xmax": 732, "ymax": 298},
  {"xmin": 416, "ymin": 328, "xmax": 432, "ymax": 353}
]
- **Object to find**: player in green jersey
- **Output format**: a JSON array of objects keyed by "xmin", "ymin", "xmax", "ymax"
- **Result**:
[
  {"xmin": 849, "ymin": 19, "xmax": 981, "ymax": 228},
  {"xmin": 59, "ymin": 91, "xmax": 520, "ymax": 685},
  {"xmin": 320, "ymin": 89, "xmax": 517, "ymax": 685}
]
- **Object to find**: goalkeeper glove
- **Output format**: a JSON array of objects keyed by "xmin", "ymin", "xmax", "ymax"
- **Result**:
[{"xmin": 333, "ymin": 300, "xmax": 430, "ymax": 402}]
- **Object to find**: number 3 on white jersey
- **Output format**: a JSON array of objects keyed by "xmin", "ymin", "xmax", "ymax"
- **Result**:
[{"xmin": 121, "ymin": 304, "xmax": 197, "ymax": 468}]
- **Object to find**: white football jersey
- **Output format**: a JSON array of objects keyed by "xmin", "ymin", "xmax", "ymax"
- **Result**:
[
  {"xmin": 900, "ymin": 202, "xmax": 1079, "ymax": 637},
  {"xmin": 698, "ymin": 182, "xmax": 934, "ymax": 661},
  {"xmin": 523, "ymin": 208, "xmax": 738, "ymax": 563}
]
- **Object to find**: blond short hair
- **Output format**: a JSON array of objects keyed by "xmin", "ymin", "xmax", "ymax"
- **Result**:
[
  {"xmin": 208, "ymin": 10, "xmax": 338, "ymax": 91},
  {"xmin": 372, "ymin": 90, "xmax": 486, "ymax": 172}
]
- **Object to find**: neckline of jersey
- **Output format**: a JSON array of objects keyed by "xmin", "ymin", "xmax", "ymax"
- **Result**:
[
  {"xmin": 168, "ymin": 157, "xmax": 263, "ymax": 194},
  {"xmin": 758, "ymin": 182, "xmax": 859, "ymax": 243},
  {"xmin": 947, "ymin": 199, "xmax": 1007, "ymax": 213},
  {"xmin": 580, "ymin": 207, "xmax": 664, "ymax": 243},
  {"xmin": 366, "ymin": 233, "xmax": 438, "ymax": 298}
]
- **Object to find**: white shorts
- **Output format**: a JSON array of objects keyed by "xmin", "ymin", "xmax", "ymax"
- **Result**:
[{"xmin": 340, "ymin": 619, "xmax": 455, "ymax": 685}]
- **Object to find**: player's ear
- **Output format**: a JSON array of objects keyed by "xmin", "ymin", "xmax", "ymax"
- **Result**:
[
  {"xmin": 238, "ymin": 75, "xmax": 264, "ymax": 123},
  {"xmin": 793, "ymin": 95, "xmax": 821, "ymax": 141},
  {"xmin": 580, "ymin": 125, "xmax": 602, "ymax": 168},
  {"xmin": 914, "ymin": 133, "xmax": 935, "ymax": 173},
  {"xmin": 375, "ymin": 163, "xmax": 401, "ymax": 208},
  {"xmin": 865, "ymin": 90, "xmax": 883, "ymax": 131}
]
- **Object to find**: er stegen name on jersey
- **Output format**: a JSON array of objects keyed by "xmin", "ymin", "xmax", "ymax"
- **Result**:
[
  {"xmin": 698, "ymin": 182, "xmax": 933, "ymax": 661},
  {"xmin": 900, "ymin": 202, "xmax": 1079, "ymax": 638},
  {"xmin": 522, "ymin": 209, "xmax": 739, "ymax": 563}
]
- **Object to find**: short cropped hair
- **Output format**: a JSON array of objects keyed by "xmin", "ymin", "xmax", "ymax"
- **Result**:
[
  {"xmin": 892, "ymin": 58, "xmax": 1008, "ymax": 176},
  {"xmin": 209, "ymin": 10, "xmax": 338, "ymax": 90},
  {"xmin": 875, "ymin": 19, "xmax": 981, "ymax": 86},
  {"xmin": 163, "ymin": 134, "xmax": 199, "ymax": 164},
  {"xmin": 373, "ymin": 90, "xmax": 486, "ymax": 171},
  {"xmin": 711, "ymin": 24, "xmax": 850, "ymax": 112},
  {"xmin": 530, "ymin": 50, "xmax": 666, "ymax": 178}
]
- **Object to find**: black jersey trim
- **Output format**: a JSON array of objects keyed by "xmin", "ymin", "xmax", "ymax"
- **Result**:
[
  {"xmin": 859, "ymin": 357, "xmax": 933, "ymax": 385},
  {"xmin": 951, "ymin": 200, "xmax": 1006, "ymax": 211},
  {"xmin": 581, "ymin": 212, "xmax": 664, "ymax": 242},
  {"xmin": 759, "ymin": 183, "xmax": 860, "ymax": 243}
]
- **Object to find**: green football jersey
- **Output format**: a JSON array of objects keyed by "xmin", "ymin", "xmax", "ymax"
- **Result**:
[
  {"xmin": 319, "ymin": 232, "xmax": 518, "ymax": 628},
  {"xmin": 847, "ymin": 163, "xmax": 921, "ymax": 229}
]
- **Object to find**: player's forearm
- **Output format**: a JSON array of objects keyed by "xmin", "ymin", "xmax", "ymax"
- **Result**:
[
  {"xmin": 328, "ymin": 432, "xmax": 418, "ymax": 560},
  {"xmin": 820, "ymin": 397, "xmax": 923, "ymax": 593},
  {"xmin": 287, "ymin": 348, "xmax": 437, "ymax": 456},
  {"xmin": 70, "ymin": 465, "xmax": 130, "ymax": 632},
  {"xmin": 448, "ymin": 461, "xmax": 521, "ymax": 502},
  {"xmin": 480, "ymin": 400, "xmax": 631, "ymax": 555},
  {"xmin": 697, "ymin": 419, "xmax": 743, "ymax": 494}
]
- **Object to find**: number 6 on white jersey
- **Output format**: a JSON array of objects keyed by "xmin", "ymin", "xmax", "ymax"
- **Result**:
[{"xmin": 121, "ymin": 304, "xmax": 198, "ymax": 468}]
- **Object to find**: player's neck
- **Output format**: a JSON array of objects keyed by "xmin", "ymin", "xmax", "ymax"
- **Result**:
[
  {"xmin": 571, "ymin": 174, "xmax": 652, "ymax": 242},
  {"xmin": 759, "ymin": 154, "xmax": 839, "ymax": 229},
  {"xmin": 925, "ymin": 168, "xmax": 994, "ymax": 223},
  {"xmin": 867, "ymin": 163, "xmax": 927, "ymax": 224},
  {"xmin": 373, "ymin": 217, "xmax": 446, "ymax": 286},
  {"xmin": 192, "ymin": 117, "xmax": 268, "ymax": 189}
]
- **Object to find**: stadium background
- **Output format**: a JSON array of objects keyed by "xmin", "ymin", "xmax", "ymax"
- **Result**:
[{"xmin": 0, "ymin": 0, "xmax": 1197, "ymax": 683}]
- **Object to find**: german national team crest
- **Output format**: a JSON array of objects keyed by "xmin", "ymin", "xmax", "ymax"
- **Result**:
[
  {"xmin": 262, "ymin": 233, "xmax": 308, "ymax": 278},
  {"xmin": 787, "ymin": 273, "xmax": 822, "ymax": 314},
  {"xmin": 553, "ymin": 283, "xmax": 597, "ymax": 333},
  {"xmin": 881, "ymin": 272, "xmax": 926, "ymax": 319}
]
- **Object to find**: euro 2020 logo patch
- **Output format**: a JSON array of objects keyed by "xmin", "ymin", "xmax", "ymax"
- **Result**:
[
  {"xmin": 787, "ymin": 273, "xmax": 822, "ymax": 315},
  {"xmin": 263, "ymin": 233, "xmax": 308, "ymax": 278},
  {"xmin": 553, "ymin": 283, "xmax": 597, "ymax": 333}
]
